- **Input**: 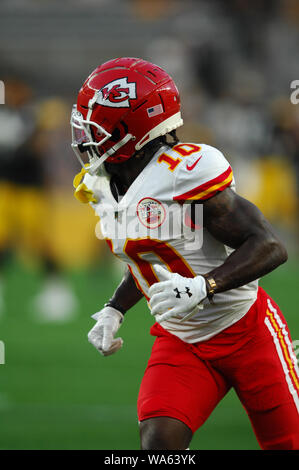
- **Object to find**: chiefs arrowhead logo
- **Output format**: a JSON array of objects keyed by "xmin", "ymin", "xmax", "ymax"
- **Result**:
[{"xmin": 96, "ymin": 77, "xmax": 137, "ymax": 108}]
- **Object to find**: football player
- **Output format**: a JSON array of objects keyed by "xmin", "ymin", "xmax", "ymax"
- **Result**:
[{"xmin": 71, "ymin": 58, "xmax": 299, "ymax": 450}]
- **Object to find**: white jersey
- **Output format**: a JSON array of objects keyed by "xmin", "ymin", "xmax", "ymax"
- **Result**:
[{"xmin": 81, "ymin": 142, "xmax": 258, "ymax": 343}]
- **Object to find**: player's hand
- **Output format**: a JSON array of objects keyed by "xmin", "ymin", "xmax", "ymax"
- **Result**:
[
  {"xmin": 149, "ymin": 265, "xmax": 207, "ymax": 323},
  {"xmin": 88, "ymin": 306, "xmax": 124, "ymax": 356}
]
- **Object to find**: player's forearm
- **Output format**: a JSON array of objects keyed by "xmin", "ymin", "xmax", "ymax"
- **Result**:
[
  {"xmin": 205, "ymin": 233, "xmax": 288, "ymax": 294},
  {"xmin": 107, "ymin": 267, "xmax": 144, "ymax": 314},
  {"xmin": 202, "ymin": 188, "xmax": 288, "ymax": 295}
]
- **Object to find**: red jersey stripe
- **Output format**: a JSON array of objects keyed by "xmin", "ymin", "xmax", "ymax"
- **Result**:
[{"xmin": 173, "ymin": 166, "xmax": 233, "ymax": 201}]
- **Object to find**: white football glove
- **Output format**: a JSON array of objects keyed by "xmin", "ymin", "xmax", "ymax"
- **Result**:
[
  {"xmin": 88, "ymin": 306, "xmax": 124, "ymax": 357},
  {"xmin": 148, "ymin": 265, "xmax": 207, "ymax": 323}
]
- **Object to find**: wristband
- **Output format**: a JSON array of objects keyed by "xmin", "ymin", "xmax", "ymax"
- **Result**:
[{"xmin": 104, "ymin": 300, "xmax": 126, "ymax": 316}]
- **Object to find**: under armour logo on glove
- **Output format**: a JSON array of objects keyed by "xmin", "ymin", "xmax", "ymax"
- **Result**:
[
  {"xmin": 173, "ymin": 287, "xmax": 193, "ymax": 298},
  {"xmin": 148, "ymin": 264, "xmax": 207, "ymax": 323}
]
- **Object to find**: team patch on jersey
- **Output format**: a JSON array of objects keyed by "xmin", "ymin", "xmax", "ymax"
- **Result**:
[
  {"xmin": 136, "ymin": 197, "xmax": 166, "ymax": 229},
  {"xmin": 96, "ymin": 77, "xmax": 137, "ymax": 108}
]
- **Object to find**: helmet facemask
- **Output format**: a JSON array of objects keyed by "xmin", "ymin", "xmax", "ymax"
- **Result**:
[{"xmin": 70, "ymin": 105, "xmax": 136, "ymax": 175}]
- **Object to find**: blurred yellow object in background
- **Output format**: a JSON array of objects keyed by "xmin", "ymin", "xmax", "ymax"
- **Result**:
[
  {"xmin": 0, "ymin": 182, "xmax": 102, "ymax": 269},
  {"xmin": 45, "ymin": 191, "xmax": 102, "ymax": 269},
  {"xmin": 0, "ymin": 182, "xmax": 47, "ymax": 257},
  {"xmin": 240, "ymin": 157, "xmax": 298, "ymax": 228}
]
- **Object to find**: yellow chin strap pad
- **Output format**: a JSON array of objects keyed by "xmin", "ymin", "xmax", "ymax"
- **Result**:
[
  {"xmin": 73, "ymin": 167, "xmax": 97, "ymax": 204},
  {"xmin": 73, "ymin": 167, "xmax": 88, "ymax": 189},
  {"xmin": 74, "ymin": 183, "xmax": 97, "ymax": 204}
]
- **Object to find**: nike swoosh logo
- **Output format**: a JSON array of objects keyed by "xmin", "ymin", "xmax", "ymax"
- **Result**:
[{"xmin": 186, "ymin": 156, "xmax": 202, "ymax": 171}]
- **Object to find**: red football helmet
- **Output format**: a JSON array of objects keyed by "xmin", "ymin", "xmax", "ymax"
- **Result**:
[{"xmin": 71, "ymin": 57, "xmax": 183, "ymax": 174}]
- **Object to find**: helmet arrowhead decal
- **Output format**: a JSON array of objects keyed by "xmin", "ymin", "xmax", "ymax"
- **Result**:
[{"xmin": 96, "ymin": 77, "xmax": 137, "ymax": 108}]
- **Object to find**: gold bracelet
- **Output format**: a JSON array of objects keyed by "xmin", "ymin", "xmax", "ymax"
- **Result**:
[{"xmin": 204, "ymin": 276, "xmax": 217, "ymax": 302}]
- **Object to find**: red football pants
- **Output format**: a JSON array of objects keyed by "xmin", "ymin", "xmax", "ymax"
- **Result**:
[{"xmin": 137, "ymin": 287, "xmax": 299, "ymax": 450}]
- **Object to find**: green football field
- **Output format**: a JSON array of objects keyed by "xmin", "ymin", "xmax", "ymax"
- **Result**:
[{"xmin": 0, "ymin": 257, "xmax": 298, "ymax": 450}]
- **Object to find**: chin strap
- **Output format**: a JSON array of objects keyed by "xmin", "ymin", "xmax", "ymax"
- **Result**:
[{"xmin": 88, "ymin": 133, "xmax": 134, "ymax": 175}]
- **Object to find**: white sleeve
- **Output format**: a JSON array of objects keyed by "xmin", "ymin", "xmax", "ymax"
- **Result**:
[{"xmin": 173, "ymin": 144, "xmax": 234, "ymax": 202}]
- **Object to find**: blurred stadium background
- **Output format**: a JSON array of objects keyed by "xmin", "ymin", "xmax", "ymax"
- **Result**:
[{"xmin": 0, "ymin": 0, "xmax": 299, "ymax": 450}]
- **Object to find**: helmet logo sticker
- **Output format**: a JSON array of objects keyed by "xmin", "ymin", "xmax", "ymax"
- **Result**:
[{"xmin": 96, "ymin": 77, "xmax": 137, "ymax": 108}]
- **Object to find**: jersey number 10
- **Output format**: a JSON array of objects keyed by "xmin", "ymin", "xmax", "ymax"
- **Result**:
[{"xmin": 157, "ymin": 143, "xmax": 201, "ymax": 172}]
